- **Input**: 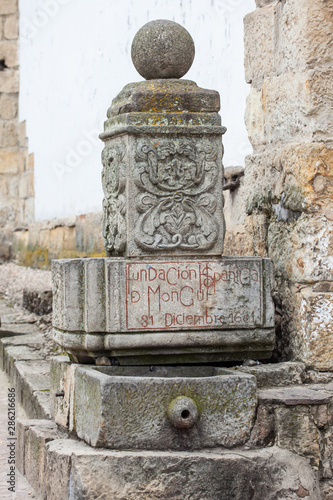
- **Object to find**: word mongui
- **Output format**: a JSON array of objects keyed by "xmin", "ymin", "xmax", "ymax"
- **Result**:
[{"xmin": 126, "ymin": 260, "xmax": 262, "ymax": 331}]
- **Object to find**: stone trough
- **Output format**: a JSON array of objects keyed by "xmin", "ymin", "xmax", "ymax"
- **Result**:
[{"xmin": 58, "ymin": 363, "xmax": 257, "ymax": 450}]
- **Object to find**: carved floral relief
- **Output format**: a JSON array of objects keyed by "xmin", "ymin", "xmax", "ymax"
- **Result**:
[
  {"xmin": 134, "ymin": 139, "xmax": 221, "ymax": 251},
  {"xmin": 102, "ymin": 143, "xmax": 127, "ymax": 255}
]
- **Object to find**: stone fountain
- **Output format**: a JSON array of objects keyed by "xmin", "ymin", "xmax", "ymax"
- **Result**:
[{"xmin": 48, "ymin": 20, "xmax": 319, "ymax": 499}]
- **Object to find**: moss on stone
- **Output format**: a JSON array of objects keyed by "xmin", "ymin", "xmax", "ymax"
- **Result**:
[
  {"xmin": 15, "ymin": 246, "xmax": 105, "ymax": 270},
  {"xmin": 282, "ymin": 185, "xmax": 307, "ymax": 213}
]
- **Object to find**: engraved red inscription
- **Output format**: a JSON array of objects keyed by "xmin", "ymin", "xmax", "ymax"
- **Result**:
[{"xmin": 125, "ymin": 260, "xmax": 262, "ymax": 331}]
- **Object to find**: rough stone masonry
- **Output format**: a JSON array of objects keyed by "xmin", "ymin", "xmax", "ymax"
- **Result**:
[{"xmin": 223, "ymin": 0, "xmax": 333, "ymax": 370}]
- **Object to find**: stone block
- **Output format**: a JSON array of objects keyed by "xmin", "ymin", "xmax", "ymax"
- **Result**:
[
  {"xmin": 7, "ymin": 174, "xmax": 18, "ymax": 197},
  {"xmin": 49, "ymin": 226, "xmax": 65, "ymax": 250},
  {"xmin": 1, "ymin": 343, "xmax": 43, "ymax": 379},
  {"xmin": 0, "ymin": 0, "xmax": 17, "ymax": 15},
  {"xmin": 297, "ymin": 290, "xmax": 333, "ymax": 370},
  {"xmin": 4, "ymin": 14, "xmax": 18, "ymax": 39},
  {"xmin": 234, "ymin": 361, "xmax": 305, "ymax": 388},
  {"xmin": 0, "ymin": 149, "xmax": 19, "ymax": 173},
  {"xmin": 50, "ymin": 356, "xmax": 76, "ymax": 430},
  {"xmin": 245, "ymin": 144, "xmax": 333, "ymax": 216},
  {"xmin": 276, "ymin": 0, "xmax": 333, "ymax": 72},
  {"xmin": 246, "ymin": 70, "xmax": 333, "ymax": 146},
  {"xmin": 13, "ymin": 360, "xmax": 51, "ymax": 419},
  {"xmin": 3, "ymin": 120, "xmax": 18, "ymax": 147},
  {"xmin": 244, "ymin": 4, "xmax": 277, "ymax": 85},
  {"xmin": 0, "ymin": 40, "xmax": 17, "ymax": 67},
  {"xmin": 268, "ymin": 215, "xmax": 333, "ymax": 283},
  {"xmin": 0, "ymin": 68, "xmax": 18, "ymax": 92},
  {"xmin": 251, "ymin": 0, "xmax": 333, "ymax": 74},
  {"xmin": 258, "ymin": 387, "xmax": 333, "ymax": 406},
  {"xmin": 275, "ymin": 406, "xmax": 322, "ymax": 467},
  {"xmin": 270, "ymin": 279, "xmax": 333, "ymax": 369},
  {"xmin": 20, "ymin": 419, "xmax": 59, "ymax": 499},
  {"xmin": 0, "ymin": 92, "xmax": 18, "ymax": 119},
  {"xmin": 52, "ymin": 258, "xmax": 84, "ymax": 332},
  {"xmin": 249, "ymin": 404, "xmax": 275, "ymax": 447},
  {"xmin": 107, "ymin": 79, "xmax": 220, "ymax": 116},
  {"xmin": 52, "ymin": 256, "xmax": 275, "ymax": 363},
  {"xmin": 0, "ymin": 201, "xmax": 16, "ymax": 226},
  {"xmin": 305, "ymin": 372, "xmax": 333, "ymax": 385},
  {"xmin": 44, "ymin": 440, "xmax": 320, "ymax": 500},
  {"xmin": 310, "ymin": 401, "xmax": 333, "ymax": 429},
  {"xmin": 73, "ymin": 365, "xmax": 257, "ymax": 450}
]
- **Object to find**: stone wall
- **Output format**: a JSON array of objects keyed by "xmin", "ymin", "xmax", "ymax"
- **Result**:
[
  {"xmin": 0, "ymin": 0, "xmax": 34, "ymax": 259},
  {"xmin": 0, "ymin": 0, "xmax": 105, "ymax": 266},
  {"xmin": 223, "ymin": 0, "xmax": 333, "ymax": 370},
  {"xmin": 13, "ymin": 212, "xmax": 105, "ymax": 269}
]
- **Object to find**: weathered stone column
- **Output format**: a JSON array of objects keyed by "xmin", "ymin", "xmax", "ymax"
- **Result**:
[
  {"xmin": 100, "ymin": 21, "xmax": 225, "ymax": 257},
  {"xmin": 227, "ymin": 0, "xmax": 333, "ymax": 368},
  {"xmin": 52, "ymin": 20, "xmax": 275, "ymax": 365}
]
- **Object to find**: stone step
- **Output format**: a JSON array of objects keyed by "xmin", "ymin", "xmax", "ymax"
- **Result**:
[
  {"xmin": 17, "ymin": 419, "xmax": 320, "ymax": 500},
  {"xmin": 0, "ymin": 302, "xmax": 52, "ymax": 420},
  {"xmin": 233, "ymin": 361, "xmax": 306, "ymax": 388},
  {"xmin": 249, "ymin": 384, "xmax": 333, "ymax": 472},
  {"xmin": 0, "ymin": 295, "xmax": 332, "ymax": 498}
]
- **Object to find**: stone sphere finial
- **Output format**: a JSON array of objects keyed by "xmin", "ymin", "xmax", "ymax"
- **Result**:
[{"xmin": 131, "ymin": 20, "xmax": 195, "ymax": 80}]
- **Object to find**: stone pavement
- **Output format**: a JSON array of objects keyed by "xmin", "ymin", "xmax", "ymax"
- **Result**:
[
  {"xmin": 0, "ymin": 368, "xmax": 38, "ymax": 499},
  {"xmin": 0, "ymin": 286, "xmax": 45, "ymax": 500}
]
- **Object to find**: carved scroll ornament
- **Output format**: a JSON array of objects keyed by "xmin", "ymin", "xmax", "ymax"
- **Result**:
[
  {"xmin": 134, "ymin": 139, "xmax": 220, "ymax": 251},
  {"xmin": 102, "ymin": 144, "xmax": 127, "ymax": 255}
]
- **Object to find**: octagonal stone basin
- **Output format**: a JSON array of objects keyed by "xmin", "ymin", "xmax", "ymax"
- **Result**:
[{"xmin": 73, "ymin": 365, "xmax": 257, "ymax": 450}]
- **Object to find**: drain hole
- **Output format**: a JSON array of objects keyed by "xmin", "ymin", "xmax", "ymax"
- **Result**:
[{"xmin": 181, "ymin": 409, "xmax": 190, "ymax": 419}]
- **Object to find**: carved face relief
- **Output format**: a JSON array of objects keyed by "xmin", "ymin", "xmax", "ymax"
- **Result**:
[
  {"xmin": 102, "ymin": 143, "xmax": 127, "ymax": 255},
  {"xmin": 134, "ymin": 139, "xmax": 221, "ymax": 251}
]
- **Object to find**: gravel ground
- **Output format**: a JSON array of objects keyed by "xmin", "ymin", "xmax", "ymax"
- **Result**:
[
  {"xmin": 0, "ymin": 262, "xmax": 51, "ymax": 308},
  {"xmin": 0, "ymin": 262, "xmax": 53, "ymax": 340}
]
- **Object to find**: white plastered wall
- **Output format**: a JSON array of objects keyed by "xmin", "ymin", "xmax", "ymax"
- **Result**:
[{"xmin": 19, "ymin": 0, "xmax": 255, "ymax": 220}]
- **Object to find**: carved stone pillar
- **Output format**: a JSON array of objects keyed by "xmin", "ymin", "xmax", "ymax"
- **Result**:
[
  {"xmin": 100, "ymin": 81, "xmax": 226, "ymax": 256},
  {"xmin": 52, "ymin": 20, "xmax": 275, "ymax": 365}
]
